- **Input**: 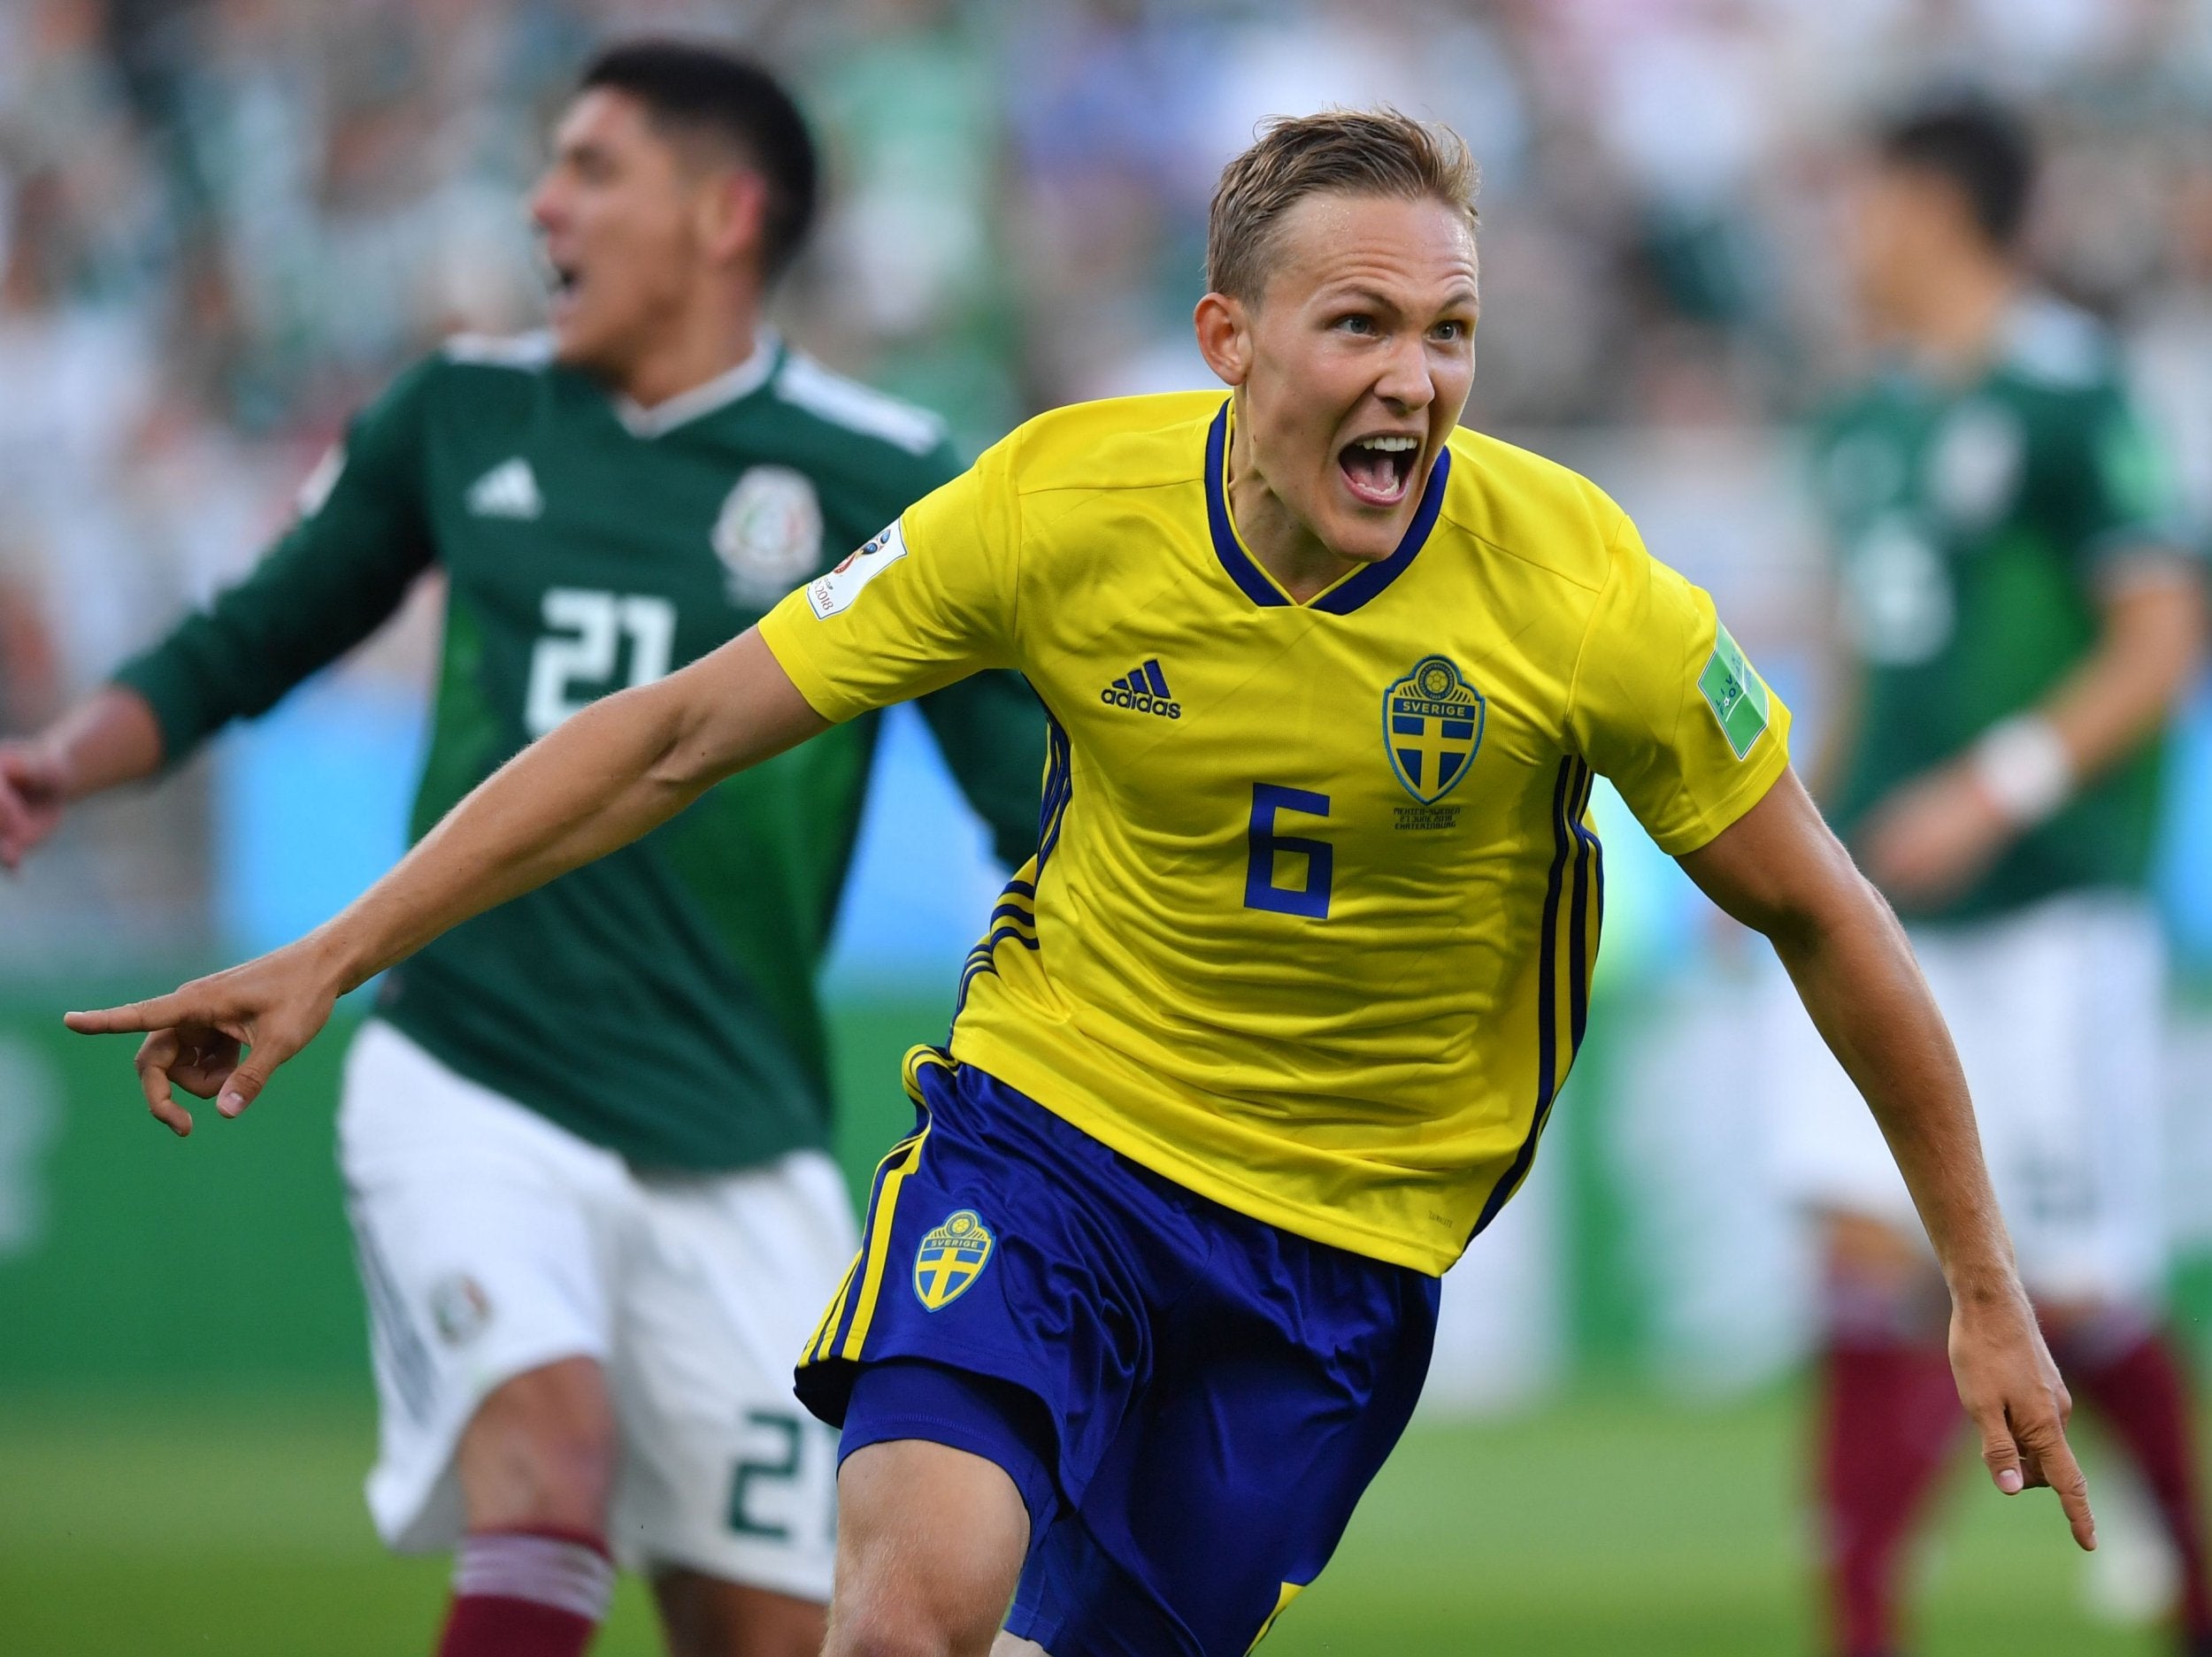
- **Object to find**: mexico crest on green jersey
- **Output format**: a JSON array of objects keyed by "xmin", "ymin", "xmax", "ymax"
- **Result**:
[
  {"xmin": 713, "ymin": 464, "xmax": 824, "ymax": 607},
  {"xmin": 914, "ymin": 1209, "xmax": 995, "ymax": 1310},
  {"xmin": 1384, "ymin": 656, "xmax": 1486, "ymax": 804},
  {"xmin": 1699, "ymin": 625, "xmax": 1770, "ymax": 759}
]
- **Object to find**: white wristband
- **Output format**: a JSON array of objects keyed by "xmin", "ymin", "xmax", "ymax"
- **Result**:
[{"xmin": 1970, "ymin": 714, "xmax": 2072, "ymax": 827}]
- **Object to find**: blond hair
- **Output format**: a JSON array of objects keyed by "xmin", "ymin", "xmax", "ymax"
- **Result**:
[{"xmin": 1206, "ymin": 109, "xmax": 1479, "ymax": 303}]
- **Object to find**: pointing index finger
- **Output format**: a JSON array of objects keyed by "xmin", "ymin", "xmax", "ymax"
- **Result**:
[
  {"xmin": 2040, "ymin": 1426, "xmax": 2098, "ymax": 1552},
  {"xmin": 65, "ymin": 998, "xmax": 188, "ymax": 1036}
]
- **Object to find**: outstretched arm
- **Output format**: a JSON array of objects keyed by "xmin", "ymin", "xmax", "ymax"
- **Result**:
[
  {"xmin": 65, "ymin": 628, "xmax": 826, "ymax": 1132},
  {"xmin": 5, "ymin": 364, "xmax": 445, "ymax": 871},
  {"xmin": 1679, "ymin": 770, "xmax": 2095, "ymax": 1551}
]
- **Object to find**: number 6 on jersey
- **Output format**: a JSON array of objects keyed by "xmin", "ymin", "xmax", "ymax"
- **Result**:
[{"xmin": 1245, "ymin": 784, "xmax": 1333, "ymax": 918}]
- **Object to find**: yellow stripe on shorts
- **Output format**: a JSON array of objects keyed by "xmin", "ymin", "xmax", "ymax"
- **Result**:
[
  {"xmin": 1248, "ymin": 1581, "xmax": 1305, "ymax": 1651},
  {"xmin": 802, "ymin": 1249, "xmax": 864, "ymax": 1365},
  {"xmin": 902, "ymin": 1043, "xmax": 955, "ymax": 1106},
  {"xmin": 841, "ymin": 1125, "xmax": 929, "ymax": 1361},
  {"xmin": 803, "ymin": 1121, "xmax": 926, "ymax": 1366}
]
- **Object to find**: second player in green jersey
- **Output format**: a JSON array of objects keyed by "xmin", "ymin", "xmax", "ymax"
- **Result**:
[{"xmin": 1814, "ymin": 296, "xmax": 2185, "ymax": 921}]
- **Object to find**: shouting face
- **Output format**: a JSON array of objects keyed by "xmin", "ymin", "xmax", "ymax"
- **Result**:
[{"xmin": 1197, "ymin": 191, "xmax": 1479, "ymax": 575}]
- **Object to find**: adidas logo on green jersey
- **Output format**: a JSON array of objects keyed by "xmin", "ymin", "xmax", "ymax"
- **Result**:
[
  {"xmin": 1101, "ymin": 659, "xmax": 1180, "ymax": 719},
  {"xmin": 465, "ymin": 457, "xmax": 543, "ymax": 520}
]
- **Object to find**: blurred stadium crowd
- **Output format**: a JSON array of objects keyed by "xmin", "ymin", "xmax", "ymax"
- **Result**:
[{"xmin": 4, "ymin": 0, "xmax": 2212, "ymax": 958}]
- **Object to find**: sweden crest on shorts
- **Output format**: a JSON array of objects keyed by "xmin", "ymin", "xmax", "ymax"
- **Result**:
[
  {"xmin": 914, "ymin": 1209, "xmax": 995, "ymax": 1310},
  {"xmin": 1385, "ymin": 655, "xmax": 1486, "ymax": 802}
]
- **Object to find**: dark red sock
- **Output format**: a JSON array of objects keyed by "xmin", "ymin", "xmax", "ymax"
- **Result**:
[
  {"xmin": 2052, "ymin": 1327, "xmax": 2212, "ymax": 1640},
  {"xmin": 434, "ymin": 1528, "xmax": 612, "ymax": 1657},
  {"xmin": 1819, "ymin": 1337, "xmax": 1963, "ymax": 1657}
]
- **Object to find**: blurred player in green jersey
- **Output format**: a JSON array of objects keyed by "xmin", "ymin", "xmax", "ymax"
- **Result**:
[
  {"xmin": 0, "ymin": 41, "xmax": 1041, "ymax": 1657},
  {"xmin": 1769, "ymin": 97, "xmax": 2209, "ymax": 1657}
]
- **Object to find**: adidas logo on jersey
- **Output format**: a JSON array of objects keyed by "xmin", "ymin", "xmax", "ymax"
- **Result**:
[
  {"xmin": 465, "ymin": 457, "xmax": 543, "ymax": 520},
  {"xmin": 1101, "ymin": 659, "xmax": 1180, "ymax": 719}
]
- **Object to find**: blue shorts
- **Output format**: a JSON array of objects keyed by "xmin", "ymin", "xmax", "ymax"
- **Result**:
[{"xmin": 794, "ymin": 1052, "xmax": 1440, "ymax": 1657}]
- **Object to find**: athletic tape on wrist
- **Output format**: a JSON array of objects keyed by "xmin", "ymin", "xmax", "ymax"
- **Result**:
[{"xmin": 1970, "ymin": 714, "xmax": 2072, "ymax": 827}]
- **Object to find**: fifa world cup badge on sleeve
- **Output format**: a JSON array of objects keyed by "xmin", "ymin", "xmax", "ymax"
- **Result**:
[
  {"xmin": 1699, "ymin": 625, "xmax": 1771, "ymax": 759},
  {"xmin": 806, "ymin": 520, "xmax": 909, "ymax": 618},
  {"xmin": 1384, "ymin": 655, "xmax": 1486, "ymax": 804},
  {"xmin": 913, "ymin": 1209, "xmax": 995, "ymax": 1310}
]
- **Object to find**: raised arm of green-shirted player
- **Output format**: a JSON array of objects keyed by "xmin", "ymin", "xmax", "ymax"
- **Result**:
[
  {"xmin": 0, "ymin": 361, "xmax": 438, "ymax": 871},
  {"xmin": 65, "ymin": 626, "xmax": 831, "ymax": 1132},
  {"xmin": 1567, "ymin": 510, "xmax": 2093, "ymax": 1551}
]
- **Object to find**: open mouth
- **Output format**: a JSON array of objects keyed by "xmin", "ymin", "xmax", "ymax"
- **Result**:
[
  {"xmin": 1338, "ymin": 433, "xmax": 1421, "ymax": 508},
  {"xmin": 546, "ymin": 261, "xmax": 583, "ymax": 317}
]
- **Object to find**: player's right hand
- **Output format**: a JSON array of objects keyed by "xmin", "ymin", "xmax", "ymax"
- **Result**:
[
  {"xmin": 0, "ymin": 740, "xmax": 67, "ymax": 871},
  {"xmin": 62, "ymin": 940, "xmax": 346, "ymax": 1137}
]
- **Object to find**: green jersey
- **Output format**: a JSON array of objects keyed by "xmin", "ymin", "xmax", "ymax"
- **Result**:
[
  {"xmin": 1812, "ymin": 297, "xmax": 2193, "ymax": 922},
  {"xmin": 116, "ymin": 333, "xmax": 1045, "ymax": 1169}
]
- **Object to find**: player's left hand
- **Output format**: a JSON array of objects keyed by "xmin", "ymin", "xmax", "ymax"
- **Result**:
[
  {"xmin": 1948, "ymin": 1289, "xmax": 2096, "ymax": 1551},
  {"xmin": 60, "ymin": 938, "xmax": 345, "ymax": 1137},
  {"xmin": 1856, "ymin": 765, "xmax": 2015, "ymax": 908},
  {"xmin": 0, "ymin": 739, "xmax": 68, "ymax": 871}
]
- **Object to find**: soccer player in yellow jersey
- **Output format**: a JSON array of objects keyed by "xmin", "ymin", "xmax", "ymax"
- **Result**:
[{"xmin": 70, "ymin": 111, "xmax": 2095, "ymax": 1655}]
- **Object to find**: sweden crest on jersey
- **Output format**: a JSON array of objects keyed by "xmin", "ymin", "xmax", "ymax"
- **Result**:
[
  {"xmin": 913, "ymin": 1209, "xmax": 995, "ymax": 1310},
  {"xmin": 1385, "ymin": 656, "xmax": 1486, "ymax": 803}
]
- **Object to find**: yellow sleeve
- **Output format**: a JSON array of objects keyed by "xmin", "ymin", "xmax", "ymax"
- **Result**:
[
  {"xmin": 757, "ymin": 435, "xmax": 1021, "ymax": 722},
  {"xmin": 1567, "ymin": 510, "xmax": 1792, "ymax": 855}
]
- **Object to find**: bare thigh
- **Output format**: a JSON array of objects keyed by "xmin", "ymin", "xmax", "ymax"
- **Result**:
[
  {"xmin": 824, "ymin": 1439, "xmax": 1031, "ymax": 1657},
  {"xmin": 457, "ymin": 1354, "xmax": 617, "ymax": 1532}
]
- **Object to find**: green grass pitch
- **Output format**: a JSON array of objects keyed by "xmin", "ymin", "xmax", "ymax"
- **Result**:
[{"xmin": 0, "ymin": 1385, "xmax": 2169, "ymax": 1655}]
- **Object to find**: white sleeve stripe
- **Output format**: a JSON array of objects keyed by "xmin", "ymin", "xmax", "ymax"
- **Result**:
[{"xmin": 773, "ymin": 354, "xmax": 946, "ymax": 455}]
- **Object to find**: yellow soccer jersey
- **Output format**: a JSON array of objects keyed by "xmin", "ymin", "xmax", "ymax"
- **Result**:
[{"xmin": 759, "ymin": 392, "xmax": 1790, "ymax": 1273}]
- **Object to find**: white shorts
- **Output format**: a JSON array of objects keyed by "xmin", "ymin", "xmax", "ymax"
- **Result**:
[
  {"xmin": 1765, "ymin": 891, "xmax": 2166, "ymax": 1305},
  {"xmin": 336, "ymin": 1020, "xmax": 856, "ymax": 1600}
]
